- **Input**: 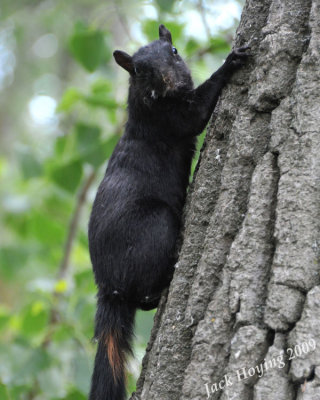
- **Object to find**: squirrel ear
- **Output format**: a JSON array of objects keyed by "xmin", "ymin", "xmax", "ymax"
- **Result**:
[
  {"xmin": 113, "ymin": 50, "xmax": 134, "ymax": 74},
  {"xmin": 159, "ymin": 24, "xmax": 172, "ymax": 44}
]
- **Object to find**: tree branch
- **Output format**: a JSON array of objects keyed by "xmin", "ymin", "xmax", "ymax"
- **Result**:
[{"xmin": 58, "ymin": 168, "xmax": 97, "ymax": 280}]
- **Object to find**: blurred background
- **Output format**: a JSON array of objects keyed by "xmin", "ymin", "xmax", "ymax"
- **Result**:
[{"xmin": 0, "ymin": 0, "xmax": 243, "ymax": 398}]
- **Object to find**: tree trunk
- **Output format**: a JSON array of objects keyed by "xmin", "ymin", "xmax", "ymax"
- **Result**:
[{"xmin": 130, "ymin": 0, "xmax": 320, "ymax": 399}]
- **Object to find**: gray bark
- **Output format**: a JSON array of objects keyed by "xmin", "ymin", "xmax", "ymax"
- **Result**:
[{"xmin": 130, "ymin": 0, "xmax": 320, "ymax": 399}]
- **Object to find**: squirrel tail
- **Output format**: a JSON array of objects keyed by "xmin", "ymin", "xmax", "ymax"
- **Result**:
[{"xmin": 89, "ymin": 295, "xmax": 135, "ymax": 400}]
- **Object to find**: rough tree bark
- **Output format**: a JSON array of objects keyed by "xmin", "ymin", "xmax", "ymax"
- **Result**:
[{"xmin": 130, "ymin": 0, "xmax": 320, "ymax": 399}]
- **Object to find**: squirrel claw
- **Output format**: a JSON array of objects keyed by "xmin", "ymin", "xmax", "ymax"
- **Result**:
[
  {"xmin": 236, "ymin": 44, "xmax": 251, "ymax": 52},
  {"xmin": 233, "ymin": 45, "xmax": 251, "ymax": 57}
]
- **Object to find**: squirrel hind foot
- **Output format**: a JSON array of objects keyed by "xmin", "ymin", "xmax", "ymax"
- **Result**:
[{"xmin": 138, "ymin": 293, "xmax": 162, "ymax": 310}]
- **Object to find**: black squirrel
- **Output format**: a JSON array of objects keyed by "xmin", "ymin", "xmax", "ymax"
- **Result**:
[{"xmin": 88, "ymin": 24, "xmax": 249, "ymax": 400}]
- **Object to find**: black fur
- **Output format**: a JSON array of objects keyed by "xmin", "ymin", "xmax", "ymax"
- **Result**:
[{"xmin": 88, "ymin": 24, "xmax": 249, "ymax": 400}]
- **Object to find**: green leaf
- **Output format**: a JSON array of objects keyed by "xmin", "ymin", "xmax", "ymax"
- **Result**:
[
  {"xmin": 0, "ymin": 307, "xmax": 10, "ymax": 331},
  {"xmin": 142, "ymin": 19, "xmax": 159, "ymax": 41},
  {"xmin": 9, "ymin": 385, "xmax": 31, "ymax": 399},
  {"xmin": 50, "ymin": 158, "xmax": 83, "ymax": 193},
  {"xmin": 143, "ymin": 20, "xmax": 184, "ymax": 42},
  {"xmin": 51, "ymin": 324, "xmax": 74, "ymax": 342},
  {"xmin": 106, "ymin": 108, "xmax": 117, "ymax": 125},
  {"xmin": 164, "ymin": 22, "xmax": 184, "ymax": 42},
  {"xmin": 57, "ymin": 88, "xmax": 82, "ymax": 112},
  {"xmin": 91, "ymin": 79, "xmax": 112, "ymax": 94},
  {"xmin": 101, "ymin": 134, "xmax": 119, "ymax": 160},
  {"xmin": 69, "ymin": 23, "xmax": 110, "ymax": 72},
  {"xmin": 74, "ymin": 270, "xmax": 95, "ymax": 293},
  {"xmin": 78, "ymin": 134, "xmax": 119, "ymax": 168},
  {"xmin": 75, "ymin": 123, "xmax": 104, "ymax": 166},
  {"xmin": 75, "ymin": 123, "xmax": 119, "ymax": 167},
  {"xmin": 185, "ymin": 38, "xmax": 200, "ymax": 57},
  {"xmin": 54, "ymin": 279, "xmax": 68, "ymax": 293},
  {"xmin": 155, "ymin": 0, "xmax": 176, "ymax": 12},
  {"xmin": 0, "ymin": 247, "xmax": 29, "ymax": 279},
  {"xmin": 84, "ymin": 94, "xmax": 118, "ymax": 110},
  {"xmin": 80, "ymin": 148, "xmax": 104, "ymax": 167},
  {"xmin": 21, "ymin": 302, "xmax": 49, "ymax": 336},
  {"xmin": 54, "ymin": 135, "xmax": 68, "ymax": 157},
  {"xmin": 75, "ymin": 123, "xmax": 101, "ymax": 154},
  {"xmin": 18, "ymin": 151, "xmax": 42, "ymax": 180},
  {"xmin": 64, "ymin": 388, "xmax": 87, "ymax": 400},
  {"xmin": 0, "ymin": 383, "xmax": 9, "ymax": 400},
  {"xmin": 54, "ymin": 133, "xmax": 77, "ymax": 161},
  {"xmin": 28, "ymin": 211, "xmax": 65, "ymax": 245},
  {"xmin": 209, "ymin": 37, "xmax": 231, "ymax": 54}
]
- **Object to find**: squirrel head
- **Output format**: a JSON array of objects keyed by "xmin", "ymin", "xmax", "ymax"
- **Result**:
[{"xmin": 113, "ymin": 25, "xmax": 193, "ymax": 102}]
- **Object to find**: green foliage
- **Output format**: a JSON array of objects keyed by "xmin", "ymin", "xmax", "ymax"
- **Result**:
[
  {"xmin": 209, "ymin": 37, "xmax": 231, "ymax": 53},
  {"xmin": 57, "ymin": 88, "xmax": 82, "ymax": 112},
  {"xmin": 50, "ymin": 159, "xmax": 83, "ymax": 193},
  {"xmin": 0, "ymin": 383, "xmax": 10, "ymax": 400},
  {"xmin": 69, "ymin": 22, "xmax": 111, "ymax": 72},
  {"xmin": 143, "ymin": 20, "xmax": 184, "ymax": 42},
  {"xmin": 0, "ymin": 0, "xmax": 239, "ymax": 398},
  {"xmin": 155, "ymin": 0, "xmax": 176, "ymax": 13},
  {"xmin": 18, "ymin": 151, "xmax": 43, "ymax": 180}
]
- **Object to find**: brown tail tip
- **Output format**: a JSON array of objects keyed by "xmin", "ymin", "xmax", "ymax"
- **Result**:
[{"xmin": 105, "ymin": 330, "xmax": 124, "ymax": 382}]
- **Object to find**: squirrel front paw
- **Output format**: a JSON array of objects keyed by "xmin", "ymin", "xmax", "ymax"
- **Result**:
[{"xmin": 226, "ymin": 45, "xmax": 251, "ymax": 69}]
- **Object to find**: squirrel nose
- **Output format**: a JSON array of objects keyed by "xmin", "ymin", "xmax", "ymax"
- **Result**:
[{"xmin": 161, "ymin": 72, "xmax": 175, "ymax": 89}]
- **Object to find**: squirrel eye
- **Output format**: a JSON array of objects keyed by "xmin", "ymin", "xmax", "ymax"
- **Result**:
[
  {"xmin": 134, "ymin": 67, "xmax": 141, "ymax": 75},
  {"xmin": 172, "ymin": 46, "xmax": 178, "ymax": 55}
]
